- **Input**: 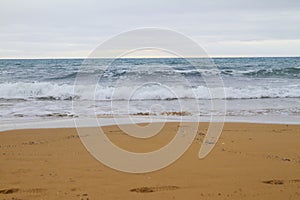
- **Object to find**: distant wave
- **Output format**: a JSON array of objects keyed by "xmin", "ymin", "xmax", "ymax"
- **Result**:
[
  {"xmin": 0, "ymin": 82, "xmax": 300, "ymax": 101},
  {"xmin": 43, "ymin": 67, "xmax": 300, "ymax": 82},
  {"xmin": 47, "ymin": 72, "xmax": 78, "ymax": 80},
  {"xmin": 241, "ymin": 67, "xmax": 300, "ymax": 78}
]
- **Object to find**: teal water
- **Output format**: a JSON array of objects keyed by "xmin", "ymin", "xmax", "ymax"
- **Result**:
[{"xmin": 0, "ymin": 57, "xmax": 299, "ymax": 123}]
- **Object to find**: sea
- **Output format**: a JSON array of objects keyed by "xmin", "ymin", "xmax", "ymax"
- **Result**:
[{"xmin": 0, "ymin": 57, "xmax": 299, "ymax": 127}]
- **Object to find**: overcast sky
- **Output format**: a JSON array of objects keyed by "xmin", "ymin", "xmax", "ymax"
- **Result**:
[{"xmin": 1, "ymin": 0, "xmax": 300, "ymax": 58}]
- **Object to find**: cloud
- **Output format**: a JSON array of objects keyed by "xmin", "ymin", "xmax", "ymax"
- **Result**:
[{"xmin": 0, "ymin": 0, "xmax": 299, "ymax": 58}]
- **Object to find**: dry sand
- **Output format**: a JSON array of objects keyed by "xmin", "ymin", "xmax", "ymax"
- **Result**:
[{"xmin": 0, "ymin": 122, "xmax": 300, "ymax": 199}]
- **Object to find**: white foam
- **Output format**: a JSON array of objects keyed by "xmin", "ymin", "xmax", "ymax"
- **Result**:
[
  {"xmin": 1, "ymin": 82, "xmax": 300, "ymax": 100},
  {"xmin": 0, "ymin": 117, "xmax": 180, "ymax": 132}
]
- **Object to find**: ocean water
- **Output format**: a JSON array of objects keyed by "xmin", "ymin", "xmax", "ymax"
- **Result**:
[{"xmin": 0, "ymin": 57, "xmax": 299, "ymax": 124}]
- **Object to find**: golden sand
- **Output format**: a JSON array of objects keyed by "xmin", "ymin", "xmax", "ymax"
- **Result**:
[{"xmin": 0, "ymin": 122, "xmax": 300, "ymax": 199}]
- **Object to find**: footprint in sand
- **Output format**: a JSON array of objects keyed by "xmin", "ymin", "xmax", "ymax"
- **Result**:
[
  {"xmin": 130, "ymin": 185, "xmax": 180, "ymax": 193},
  {"xmin": 0, "ymin": 188, "xmax": 19, "ymax": 194},
  {"xmin": 262, "ymin": 179, "xmax": 300, "ymax": 185},
  {"xmin": 78, "ymin": 193, "xmax": 89, "ymax": 200}
]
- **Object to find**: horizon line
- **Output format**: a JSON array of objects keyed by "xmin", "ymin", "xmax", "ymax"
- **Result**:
[{"xmin": 1, "ymin": 55, "xmax": 300, "ymax": 60}]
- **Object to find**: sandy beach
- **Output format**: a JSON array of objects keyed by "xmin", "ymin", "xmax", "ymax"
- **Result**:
[
  {"xmin": 0, "ymin": 122, "xmax": 300, "ymax": 199},
  {"xmin": 1, "ymin": 0, "xmax": 300, "ymax": 199}
]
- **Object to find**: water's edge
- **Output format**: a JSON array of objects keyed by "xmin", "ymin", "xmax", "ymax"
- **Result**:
[{"xmin": 1, "ymin": 116, "xmax": 299, "ymax": 133}]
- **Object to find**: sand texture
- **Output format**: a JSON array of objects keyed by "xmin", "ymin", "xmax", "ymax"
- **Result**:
[{"xmin": 0, "ymin": 122, "xmax": 300, "ymax": 199}]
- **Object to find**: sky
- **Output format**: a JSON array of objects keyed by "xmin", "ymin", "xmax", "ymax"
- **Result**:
[{"xmin": 0, "ymin": 0, "xmax": 300, "ymax": 58}]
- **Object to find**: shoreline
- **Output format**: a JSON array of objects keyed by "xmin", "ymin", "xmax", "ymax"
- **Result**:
[
  {"xmin": 1, "ymin": 122, "xmax": 300, "ymax": 199},
  {"xmin": 1, "ymin": 115, "xmax": 300, "ymax": 133}
]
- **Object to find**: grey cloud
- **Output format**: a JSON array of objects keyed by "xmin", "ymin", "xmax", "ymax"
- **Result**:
[{"xmin": 0, "ymin": 0, "xmax": 299, "ymax": 58}]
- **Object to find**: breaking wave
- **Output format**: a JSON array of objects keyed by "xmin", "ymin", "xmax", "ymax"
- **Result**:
[{"xmin": 0, "ymin": 82, "xmax": 299, "ymax": 101}]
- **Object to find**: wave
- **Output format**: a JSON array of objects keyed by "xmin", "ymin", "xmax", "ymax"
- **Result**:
[
  {"xmin": 241, "ymin": 67, "xmax": 300, "ymax": 78},
  {"xmin": 0, "ymin": 82, "xmax": 300, "ymax": 101},
  {"xmin": 44, "ymin": 67, "xmax": 300, "ymax": 82},
  {"xmin": 43, "ymin": 68, "xmax": 221, "ymax": 82},
  {"xmin": 47, "ymin": 72, "xmax": 78, "ymax": 80},
  {"xmin": 0, "ymin": 82, "xmax": 76, "ymax": 100}
]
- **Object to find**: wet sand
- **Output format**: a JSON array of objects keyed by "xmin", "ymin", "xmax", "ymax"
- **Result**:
[{"xmin": 0, "ymin": 122, "xmax": 300, "ymax": 199}]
